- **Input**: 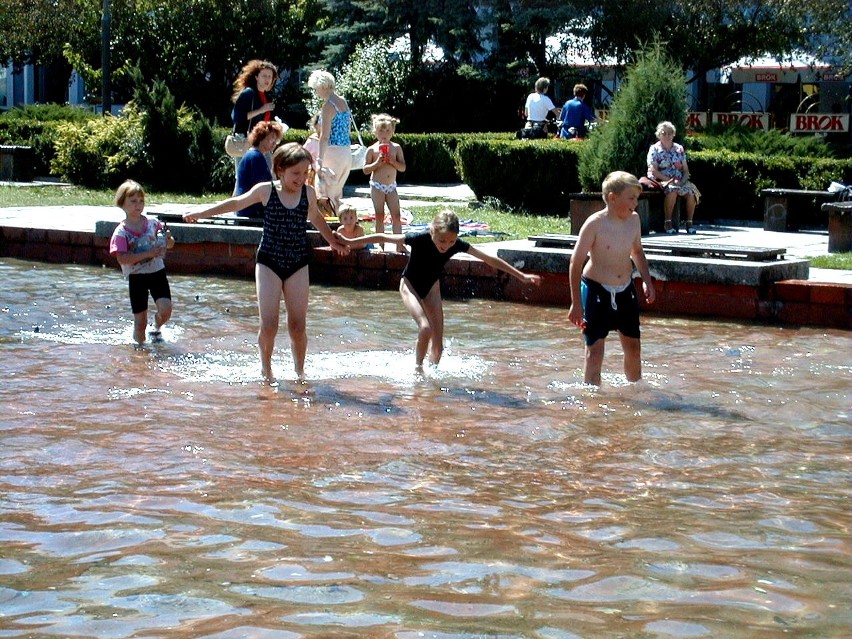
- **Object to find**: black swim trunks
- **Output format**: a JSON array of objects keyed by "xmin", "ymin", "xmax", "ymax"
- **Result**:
[{"xmin": 580, "ymin": 276, "xmax": 640, "ymax": 346}]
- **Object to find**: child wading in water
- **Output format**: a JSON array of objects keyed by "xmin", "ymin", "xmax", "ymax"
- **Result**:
[
  {"xmin": 183, "ymin": 143, "xmax": 346, "ymax": 382},
  {"xmin": 568, "ymin": 171, "xmax": 656, "ymax": 386},
  {"xmin": 336, "ymin": 209, "xmax": 541, "ymax": 368},
  {"xmin": 363, "ymin": 113, "xmax": 406, "ymax": 248},
  {"xmin": 109, "ymin": 180, "xmax": 175, "ymax": 344}
]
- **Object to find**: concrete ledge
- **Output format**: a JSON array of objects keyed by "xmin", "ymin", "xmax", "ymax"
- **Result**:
[
  {"xmin": 96, "ymin": 220, "xmax": 263, "ymax": 245},
  {"xmin": 496, "ymin": 240, "xmax": 810, "ymax": 287},
  {"xmin": 2, "ymin": 221, "xmax": 849, "ymax": 329}
]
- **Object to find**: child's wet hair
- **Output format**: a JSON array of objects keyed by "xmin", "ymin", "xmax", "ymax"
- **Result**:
[
  {"xmin": 272, "ymin": 142, "xmax": 313, "ymax": 174},
  {"xmin": 602, "ymin": 171, "xmax": 640, "ymax": 199},
  {"xmin": 115, "ymin": 179, "xmax": 145, "ymax": 207},
  {"xmin": 371, "ymin": 113, "xmax": 400, "ymax": 132},
  {"xmin": 337, "ymin": 203, "xmax": 357, "ymax": 221},
  {"xmin": 431, "ymin": 209, "xmax": 460, "ymax": 234}
]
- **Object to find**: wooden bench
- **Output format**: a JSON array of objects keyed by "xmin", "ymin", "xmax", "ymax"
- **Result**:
[
  {"xmin": 822, "ymin": 200, "xmax": 852, "ymax": 253},
  {"xmin": 569, "ymin": 191, "xmax": 679, "ymax": 236},
  {"xmin": 154, "ymin": 211, "xmax": 340, "ymax": 232},
  {"xmin": 761, "ymin": 188, "xmax": 839, "ymax": 232},
  {"xmin": 0, "ymin": 145, "xmax": 34, "ymax": 182},
  {"xmin": 529, "ymin": 233, "xmax": 787, "ymax": 262},
  {"xmin": 154, "ymin": 211, "xmax": 264, "ymax": 227}
]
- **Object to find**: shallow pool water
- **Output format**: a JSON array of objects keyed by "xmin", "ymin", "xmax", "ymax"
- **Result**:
[{"xmin": 1, "ymin": 258, "xmax": 850, "ymax": 638}]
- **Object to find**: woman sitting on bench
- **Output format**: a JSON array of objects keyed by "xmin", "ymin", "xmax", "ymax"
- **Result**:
[{"xmin": 647, "ymin": 121, "xmax": 700, "ymax": 235}]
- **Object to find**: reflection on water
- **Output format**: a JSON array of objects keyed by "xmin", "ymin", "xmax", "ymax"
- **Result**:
[{"xmin": 1, "ymin": 258, "xmax": 850, "ymax": 638}]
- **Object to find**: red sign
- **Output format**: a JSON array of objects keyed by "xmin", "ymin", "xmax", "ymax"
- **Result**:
[
  {"xmin": 687, "ymin": 112, "xmax": 708, "ymax": 129},
  {"xmin": 789, "ymin": 113, "xmax": 850, "ymax": 133},
  {"xmin": 713, "ymin": 112, "xmax": 770, "ymax": 129}
]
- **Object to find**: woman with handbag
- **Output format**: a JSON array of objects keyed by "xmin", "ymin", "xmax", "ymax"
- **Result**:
[
  {"xmin": 227, "ymin": 60, "xmax": 280, "ymax": 191},
  {"xmin": 308, "ymin": 70, "xmax": 353, "ymax": 217},
  {"xmin": 231, "ymin": 60, "xmax": 278, "ymax": 138}
]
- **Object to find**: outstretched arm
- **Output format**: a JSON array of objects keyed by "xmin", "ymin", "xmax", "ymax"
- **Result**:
[
  {"xmin": 183, "ymin": 183, "xmax": 267, "ymax": 222},
  {"xmin": 467, "ymin": 246, "xmax": 541, "ymax": 285},
  {"xmin": 335, "ymin": 231, "xmax": 404, "ymax": 249}
]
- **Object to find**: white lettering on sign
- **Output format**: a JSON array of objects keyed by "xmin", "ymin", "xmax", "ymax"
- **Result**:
[
  {"xmin": 712, "ymin": 113, "xmax": 771, "ymax": 129},
  {"xmin": 789, "ymin": 113, "xmax": 850, "ymax": 133}
]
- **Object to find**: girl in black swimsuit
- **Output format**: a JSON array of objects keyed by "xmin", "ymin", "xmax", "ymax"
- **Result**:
[
  {"xmin": 184, "ymin": 143, "xmax": 346, "ymax": 381},
  {"xmin": 335, "ymin": 210, "xmax": 542, "ymax": 368}
]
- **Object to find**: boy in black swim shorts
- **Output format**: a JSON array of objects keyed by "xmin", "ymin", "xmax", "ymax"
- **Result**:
[{"xmin": 568, "ymin": 171, "xmax": 656, "ymax": 386}]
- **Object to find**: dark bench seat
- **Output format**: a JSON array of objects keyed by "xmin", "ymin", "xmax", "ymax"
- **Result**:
[
  {"xmin": 529, "ymin": 233, "xmax": 787, "ymax": 262},
  {"xmin": 569, "ymin": 191, "xmax": 679, "ymax": 236},
  {"xmin": 822, "ymin": 201, "xmax": 852, "ymax": 253},
  {"xmin": 761, "ymin": 188, "xmax": 840, "ymax": 232},
  {"xmin": 0, "ymin": 145, "xmax": 34, "ymax": 182},
  {"xmin": 154, "ymin": 211, "xmax": 264, "ymax": 227}
]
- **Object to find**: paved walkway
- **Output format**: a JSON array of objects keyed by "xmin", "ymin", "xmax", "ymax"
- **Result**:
[{"xmin": 1, "ymin": 181, "xmax": 849, "ymax": 284}]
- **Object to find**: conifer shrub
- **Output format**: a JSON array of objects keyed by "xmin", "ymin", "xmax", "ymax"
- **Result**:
[
  {"xmin": 51, "ymin": 70, "xmax": 217, "ymax": 192},
  {"xmin": 579, "ymin": 43, "xmax": 688, "ymax": 190}
]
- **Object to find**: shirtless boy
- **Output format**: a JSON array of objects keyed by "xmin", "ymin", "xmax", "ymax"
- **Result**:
[{"xmin": 568, "ymin": 171, "xmax": 656, "ymax": 386}]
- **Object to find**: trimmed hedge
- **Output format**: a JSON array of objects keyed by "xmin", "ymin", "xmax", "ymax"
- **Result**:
[
  {"xmin": 0, "ymin": 105, "xmax": 97, "ymax": 178},
  {"xmin": 688, "ymin": 150, "xmax": 852, "ymax": 221},
  {"xmin": 6, "ymin": 104, "xmax": 849, "ymax": 224},
  {"xmin": 457, "ymin": 139, "xmax": 582, "ymax": 214},
  {"xmin": 0, "ymin": 120, "xmax": 66, "ymax": 177}
]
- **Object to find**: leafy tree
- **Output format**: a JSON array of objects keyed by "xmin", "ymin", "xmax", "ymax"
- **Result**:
[
  {"xmin": 316, "ymin": 0, "xmax": 483, "ymax": 72},
  {"xmin": 583, "ymin": 0, "xmax": 852, "ymax": 78},
  {"xmin": 481, "ymin": 0, "xmax": 584, "ymax": 79},
  {"xmin": 800, "ymin": 0, "xmax": 852, "ymax": 75},
  {"xmin": 0, "ymin": 0, "xmax": 93, "ymax": 68},
  {"xmin": 332, "ymin": 37, "xmax": 412, "ymax": 128},
  {"xmin": 35, "ymin": 0, "xmax": 325, "ymax": 124},
  {"xmin": 579, "ymin": 43, "xmax": 688, "ymax": 190}
]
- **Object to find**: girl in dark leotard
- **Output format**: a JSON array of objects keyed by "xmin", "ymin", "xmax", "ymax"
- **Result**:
[
  {"xmin": 184, "ymin": 143, "xmax": 347, "ymax": 382},
  {"xmin": 335, "ymin": 210, "xmax": 542, "ymax": 368}
]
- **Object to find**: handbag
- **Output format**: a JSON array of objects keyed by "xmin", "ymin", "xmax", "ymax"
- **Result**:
[
  {"xmin": 225, "ymin": 133, "xmax": 249, "ymax": 158},
  {"xmin": 349, "ymin": 115, "xmax": 367, "ymax": 170},
  {"xmin": 639, "ymin": 176, "xmax": 663, "ymax": 191}
]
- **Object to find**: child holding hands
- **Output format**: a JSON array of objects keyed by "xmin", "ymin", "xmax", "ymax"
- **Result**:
[
  {"xmin": 568, "ymin": 171, "xmax": 656, "ymax": 386},
  {"xmin": 183, "ymin": 143, "xmax": 346, "ymax": 382},
  {"xmin": 336, "ymin": 209, "xmax": 541, "ymax": 368},
  {"xmin": 109, "ymin": 180, "xmax": 175, "ymax": 344},
  {"xmin": 363, "ymin": 113, "xmax": 406, "ymax": 241},
  {"xmin": 336, "ymin": 203, "xmax": 366, "ymax": 241}
]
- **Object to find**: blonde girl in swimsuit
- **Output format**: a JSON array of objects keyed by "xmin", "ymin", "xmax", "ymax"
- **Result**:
[
  {"xmin": 335, "ymin": 210, "xmax": 541, "ymax": 368},
  {"xmin": 363, "ymin": 113, "xmax": 406, "ymax": 247}
]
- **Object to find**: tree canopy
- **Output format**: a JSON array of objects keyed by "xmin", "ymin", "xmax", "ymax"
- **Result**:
[{"xmin": 1, "ymin": 0, "xmax": 849, "ymax": 127}]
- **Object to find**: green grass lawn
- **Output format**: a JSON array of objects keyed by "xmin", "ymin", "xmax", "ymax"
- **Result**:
[
  {"xmin": 0, "ymin": 185, "xmax": 572, "ymax": 243},
  {"xmin": 807, "ymin": 253, "xmax": 852, "ymax": 270}
]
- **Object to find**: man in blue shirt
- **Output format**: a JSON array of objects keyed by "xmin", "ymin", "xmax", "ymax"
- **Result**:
[{"xmin": 559, "ymin": 84, "xmax": 597, "ymax": 140}]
